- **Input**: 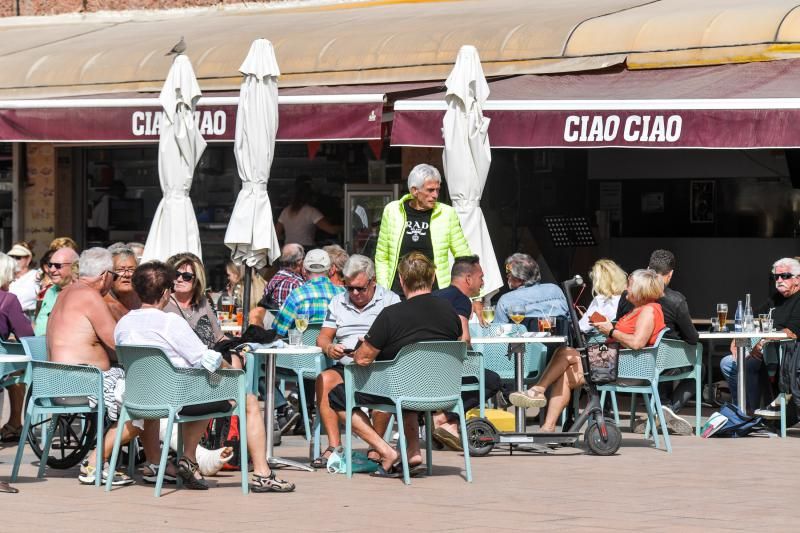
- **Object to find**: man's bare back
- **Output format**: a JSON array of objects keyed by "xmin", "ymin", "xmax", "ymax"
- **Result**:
[{"xmin": 48, "ymin": 281, "xmax": 117, "ymax": 371}]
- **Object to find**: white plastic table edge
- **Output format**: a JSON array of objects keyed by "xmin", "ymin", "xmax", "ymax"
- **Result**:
[
  {"xmin": 698, "ymin": 332, "xmax": 788, "ymax": 340},
  {"xmin": 253, "ymin": 346, "xmax": 322, "ymax": 354},
  {"xmin": 0, "ymin": 355, "xmax": 31, "ymax": 362},
  {"xmin": 472, "ymin": 336, "xmax": 566, "ymax": 344}
]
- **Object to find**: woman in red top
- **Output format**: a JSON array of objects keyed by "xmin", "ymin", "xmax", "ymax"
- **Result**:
[{"xmin": 509, "ymin": 269, "xmax": 665, "ymax": 432}]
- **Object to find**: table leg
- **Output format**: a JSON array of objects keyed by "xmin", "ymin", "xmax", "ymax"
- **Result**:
[
  {"xmin": 264, "ymin": 352, "xmax": 314, "ymax": 472},
  {"xmin": 735, "ymin": 338, "xmax": 749, "ymax": 413},
  {"xmin": 512, "ymin": 345, "xmax": 526, "ymax": 433}
]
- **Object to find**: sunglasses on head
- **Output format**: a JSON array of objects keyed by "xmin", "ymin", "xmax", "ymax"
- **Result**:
[
  {"xmin": 47, "ymin": 261, "xmax": 73, "ymax": 270},
  {"xmin": 175, "ymin": 271, "xmax": 196, "ymax": 282},
  {"xmin": 773, "ymin": 272, "xmax": 798, "ymax": 280}
]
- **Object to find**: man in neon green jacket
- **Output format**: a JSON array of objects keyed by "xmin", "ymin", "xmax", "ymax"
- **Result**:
[{"xmin": 375, "ymin": 164, "xmax": 471, "ymax": 294}]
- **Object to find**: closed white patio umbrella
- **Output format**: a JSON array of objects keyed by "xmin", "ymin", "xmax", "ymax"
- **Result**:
[
  {"xmin": 224, "ymin": 38, "xmax": 281, "ymax": 272},
  {"xmin": 142, "ymin": 54, "xmax": 206, "ymax": 263},
  {"xmin": 442, "ymin": 45, "xmax": 503, "ymax": 297}
]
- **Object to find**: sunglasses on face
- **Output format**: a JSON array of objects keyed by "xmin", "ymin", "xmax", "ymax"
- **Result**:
[
  {"xmin": 47, "ymin": 262, "xmax": 73, "ymax": 270},
  {"xmin": 105, "ymin": 270, "xmax": 120, "ymax": 282},
  {"xmin": 773, "ymin": 273, "xmax": 798, "ymax": 280},
  {"xmin": 175, "ymin": 272, "xmax": 196, "ymax": 282},
  {"xmin": 345, "ymin": 280, "xmax": 373, "ymax": 294},
  {"xmin": 9, "ymin": 255, "xmax": 25, "ymax": 260}
]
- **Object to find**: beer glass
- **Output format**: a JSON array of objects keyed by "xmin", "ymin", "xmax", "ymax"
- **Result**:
[{"xmin": 716, "ymin": 303, "xmax": 728, "ymax": 332}]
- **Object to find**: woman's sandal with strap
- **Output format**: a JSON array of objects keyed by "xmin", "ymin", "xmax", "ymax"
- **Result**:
[
  {"xmin": 177, "ymin": 457, "xmax": 209, "ymax": 490},
  {"xmin": 310, "ymin": 446, "xmax": 336, "ymax": 469}
]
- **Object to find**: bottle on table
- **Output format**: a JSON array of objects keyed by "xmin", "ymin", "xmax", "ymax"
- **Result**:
[
  {"xmin": 743, "ymin": 293, "xmax": 754, "ymax": 332},
  {"xmin": 734, "ymin": 300, "xmax": 743, "ymax": 332}
]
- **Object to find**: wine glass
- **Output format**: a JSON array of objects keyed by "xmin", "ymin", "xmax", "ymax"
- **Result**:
[
  {"xmin": 509, "ymin": 304, "xmax": 526, "ymax": 337},
  {"xmin": 481, "ymin": 305, "xmax": 495, "ymax": 324},
  {"xmin": 716, "ymin": 303, "xmax": 728, "ymax": 332},
  {"xmin": 294, "ymin": 312, "xmax": 309, "ymax": 346}
]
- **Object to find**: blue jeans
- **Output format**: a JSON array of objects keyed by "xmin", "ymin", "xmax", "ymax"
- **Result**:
[{"xmin": 720, "ymin": 354, "xmax": 762, "ymax": 409}]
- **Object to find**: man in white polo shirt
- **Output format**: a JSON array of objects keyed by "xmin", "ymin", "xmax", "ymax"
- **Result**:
[{"xmin": 311, "ymin": 254, "xmax": 400, "ymax": 468}]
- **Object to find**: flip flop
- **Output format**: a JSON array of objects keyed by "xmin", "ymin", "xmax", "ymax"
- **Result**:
[
  {"xmin": 432, "ymin": 427, "xmax": 463, "ymax": 451},
  {"xmin": 370, "ymin": 463, "xmax": 402, "ymax": 478}
]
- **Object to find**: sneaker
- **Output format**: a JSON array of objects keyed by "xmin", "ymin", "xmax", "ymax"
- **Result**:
[
  {"xmin": 754, "ymin": 406, "xmax": 782, "ymax": 420},
  {"xmin": 632, "ymin": 417, "xmax": 649, "ymax": 434},
  {"xmin": 251, "ymin": 471, "xmax": 295, "ymax": 493},
  {"xmin": 509, "ymin": 390, "xmax": 547, "ymax": 409},
  {"xmin": 660, "ymin": 406, "xmax": 693, "ymax": 436},
  {"xmin": 79, "ymin": 460, "xmax": 135, "ymax": 486}
]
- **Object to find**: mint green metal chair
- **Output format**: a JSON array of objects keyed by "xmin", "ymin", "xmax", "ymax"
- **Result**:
[
  {"xmin": 598, "ymin": 329, "xmax": 673, "ymax": 452},
  {"xmin": 0, "ymin": 338, "xmax": 27, "ymax": 390},
  {"xmin": 275, "ymin": 323, "xmax": 326, "ymax": 453},
  {"xmin": 653, "ymin": 339, "xmax": 703, "ymax": 436},
  {"xmin": 107, "ymin": 345, "xmax": 249, "ymax": 497},
  {"xmin": 11, "ymin": 359, "xmax": 105, "ymax": 486},
  {"xmin": 761, "ymin": 339, "xmax": 794, "ymax": 438},
  {"xmin": 343, "ymin": 341, "xmax": 471, "ymax": 485}
]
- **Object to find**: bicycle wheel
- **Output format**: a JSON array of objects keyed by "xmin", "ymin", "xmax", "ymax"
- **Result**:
[
  {"xmin": 26, "ymin": 413, "xmax": 98, "ymax": 470},
  {"xmin": 584, "ymin": 419, "xmax": 621, "ymax": 456}
]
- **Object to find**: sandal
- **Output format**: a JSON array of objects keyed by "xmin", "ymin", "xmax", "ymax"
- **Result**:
[
  {"xmin": 251, "ymin": 472, "xmax": 295, "ymax": 493},
  {"xmin": 310, "ymin": 446, "xmax": 336, "ymax": 469},
  {"xmin": 432, "ymin": 427, "xmax": 463, "ymax": 452},
  {"xmin": 0, "ymin": 423, "xmax": 21, "ymax": 443},
  {"xmin": 0, "ymin": 481, "xmax": 18, "ymax": 494},
  {"xmin": 141, "ymin": 463, "xmax": 177, "ymax": 484},
  {"xmin": 509, "ymin": 388, "xmax": 547, "ymax": 408},
  {"xmin": 177, "ymin": 457, "xmax": 209, "ymax": 490},
  {"xmin": 370, "ymin": 462, "xmax": 402, "ymax": 478},
  {"xmin": 366, "ymin": 448, "xmax": 381, "ymax": 462}
]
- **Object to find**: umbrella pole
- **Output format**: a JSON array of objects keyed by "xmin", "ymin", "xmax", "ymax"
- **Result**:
[{"xmin": 242, "ymin": 265, "xmax": 252, "ymax": 331}]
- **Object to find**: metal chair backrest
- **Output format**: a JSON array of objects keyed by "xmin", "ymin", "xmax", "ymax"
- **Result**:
[
  {"xmin": 20, "ymin": 336, "xmax": 48, "ymax": 361},
  {"xmin": 656, "ymin": 338, "xmax": 700, "ymax": 373},
  {"xmin": 0, "ymin": 338, "xmax": 25, "ymax": 355},
  {"xmin": 116, "ymin": 344, "xmax": 242, "ymax": 419},
  {"xmin": 616, "ymin": 328, "xmax": 668, "ymax": 382},
  {"xmin": 30, "ymin": 361, "xmax": 103, "ymax": 402},
  {"xmin": 352, "ymin": 340, "xmax": 466, "ymax": 412}
]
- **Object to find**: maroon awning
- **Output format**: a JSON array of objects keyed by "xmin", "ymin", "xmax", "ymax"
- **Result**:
[
  {"xmin": 0, "ymin": 82, "xmax": 441, "ymax": 143},
  {"xmin": 392, "ymin": 60, "xmax": 800, "ymax": 149}
]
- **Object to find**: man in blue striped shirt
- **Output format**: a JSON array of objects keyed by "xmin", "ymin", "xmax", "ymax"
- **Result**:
[{"xmin": 273, "ymin": 248, "xmax": 344, "ymax": 336}]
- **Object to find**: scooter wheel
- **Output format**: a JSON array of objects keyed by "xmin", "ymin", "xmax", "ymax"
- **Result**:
[
  {"xmin": 584, "ymin": 419, "xmax": 621, "ymax": 456},
  {"xmin": 466, "ymin": 418, "xmax": 497, "ymax": 457}
]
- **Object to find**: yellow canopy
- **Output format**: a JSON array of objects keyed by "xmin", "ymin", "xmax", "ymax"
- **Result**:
[{"xmin": 1, "ymin": 0, "xmax": 799, "ymax": 98}]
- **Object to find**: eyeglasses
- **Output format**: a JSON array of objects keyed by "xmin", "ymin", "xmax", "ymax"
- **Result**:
[
  {"xmin": 47, "ymin": 262, "xmax": 73, "ymax": 270},
  {"xmin": 773, "ymin": 273, "xmax": 798, "ymax": 280},
  {"xmin": 105, "ymin": 270, "xmax": 120, "ymax": 282},
  {"xmin": 114, "ymin": 268, "xmax": 136, "ymax": 276},
  {"xmin": 175, "ymin": 272, "xmax": 196, "ymax": 282},
  {"xmin": 345, "ymin": 281, "xmax": 372, "ymax": 294}
]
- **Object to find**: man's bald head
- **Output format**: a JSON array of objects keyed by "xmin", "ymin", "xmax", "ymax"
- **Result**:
[
  {"xmin": 49, "ymin": 246, "xmax": 80, "ymax": 287},
  {"xmin": 280, "ymin": 243, "xmax": 305, "ymax": 272}
]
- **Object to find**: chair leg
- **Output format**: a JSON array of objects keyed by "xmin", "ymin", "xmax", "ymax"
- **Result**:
[
  {"xmin": 312, "ymin": 411, "xmax": 322, "ymax": 460},
  {"xmin": 424, "ymin": 411, "xmax": 433, "ymax": 476},
  {"xmin": 780, "ymin": 393, "xmax": 787, "ymax": 439},
  {"xmin": 478, "ymin": 373, "xmax": 486, "ymax": 419},
  {"xmin": 695, "ymin": 374, "xmax": 702, "ymax": 436},
  {"xmin": 38, "ymin": 415, "xmax": 59, "ymax": 479},
  {"xmin": 383, "ymin": 414, "xmax": 395, "ymax": 442},
  {"xmin": 652, "ymin": 386, "xmax": 672, "ymax": 453},
  {"xmin": 641, "ymin": 393, "xmax": 661, "ymax": 450},
  {"xmin": 297, "ymin": 375, "xmax": 312, "ymax": 441},
  {"xmin": 175, "ymin": 420, "xmax": 184, "ymax": 490},
  {"xmin": 238, "ymin": 400, "xmax": 249, "ymax": 495},
  {"xmin": 610, "ymin": 392, "xmax": 620, "ymax": 426},
  {"xmin": 630, "ymin": 392, "xmax": 638, "ymax": 431},
  {"xmin": 95, "ymin": 408, "xmax": 104, "ymax": 488},
  {"xmin": 395, "ymin": 404, "xmax": 410, "ymax": 485},
  {"xmin": 456, "ymin": 399, "xmax": 473, "ymax": 483},
  {"xmin": 106, "ymin": 409, "xmax": 129, "ymax": 492},
  {"xmin": 155, "ymin": 413, "xmax": 174, "ymax": 497},
  {"xmin": 345, "ymin": 406, "xmax": 353, "ymax": 479},
  {"xmin": 11, "ymin": 402, "xmax": 34, "ymax": 482}
]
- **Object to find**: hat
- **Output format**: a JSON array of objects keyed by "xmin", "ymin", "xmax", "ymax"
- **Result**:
[
  {"xmin": 303, "ymin": 249, "xmax": 331, "ymax": 273},
  {"xmin": 7, "ymin": 244, "xmax": 31, "ymax": 257}
]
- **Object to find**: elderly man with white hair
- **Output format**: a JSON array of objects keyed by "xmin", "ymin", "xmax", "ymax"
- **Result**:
[
  {"xmin": 375, "ymin": 163, "xmax": 471, "ymax": 297},
  {"xmin": 721, "ymin": 257, "xmax": 800, "ymax": 415}
]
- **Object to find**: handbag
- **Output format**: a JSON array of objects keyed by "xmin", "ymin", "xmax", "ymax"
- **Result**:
[{"xmin": 586, "ymin": 341, "xmax": 620, "ymax": 384}]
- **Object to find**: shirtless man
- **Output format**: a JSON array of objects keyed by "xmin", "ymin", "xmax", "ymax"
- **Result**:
[
  {"xmin": 103, "ymin": 246, "xmax": 141, "ymax": 321},
  {"xmin": 47, "ymin": 247, "xmax": 137, "ymax": 485}
]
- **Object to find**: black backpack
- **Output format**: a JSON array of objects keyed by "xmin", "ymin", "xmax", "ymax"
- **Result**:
[{"xmin": 778, "ymin": 340, "xmax": 800, "ymax": 410}]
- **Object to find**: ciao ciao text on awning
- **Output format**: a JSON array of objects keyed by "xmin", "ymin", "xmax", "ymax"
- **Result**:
[
  {"xmin": 563, "ymin": 114, "xmax": 682, "ymax": 144},
  {"xmin": 131, "ymin": 109, "xmax": 227, "ymax": 137}
]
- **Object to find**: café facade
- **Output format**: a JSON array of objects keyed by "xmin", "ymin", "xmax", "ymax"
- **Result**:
[{"xmin": 1, "ymin": 0, "xmax": 799, "ymax": 307}]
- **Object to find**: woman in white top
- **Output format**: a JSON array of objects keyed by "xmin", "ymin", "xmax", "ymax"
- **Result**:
[
  {"xmin": 578, "ymin": 259, "xmax": 628, "ymax": 333},
  {"xmin": 7, "ymin": 242, "xmax": 39, "ymax": 316},
  {"xmin": 275, "ymin": 179, "xmax": 340, "ymax": 248}
]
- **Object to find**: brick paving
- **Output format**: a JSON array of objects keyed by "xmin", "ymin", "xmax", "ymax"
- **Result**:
[{"xmin": 2, "ymin": 417, "xmax": 799, "ymax": 532}]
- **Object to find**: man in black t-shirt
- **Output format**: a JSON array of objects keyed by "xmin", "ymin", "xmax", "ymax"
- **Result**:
[{"xmin": 328, "ymin": 252, "xmax": 461, "ymax": 476}]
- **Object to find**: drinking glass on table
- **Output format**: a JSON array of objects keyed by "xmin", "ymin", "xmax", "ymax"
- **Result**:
[
  {"xmin": 481, "ymin": 305, "xmax": 495, "ymax": 324},
  {"xmin": 294, "ymin": 312, "xmax": 309, "ymax": 345},
  {"xmin": 716, "ymin": 303, "xmax": 728, "ymax": 332},
  {"xmin": 537, "ymin": 316, "xmax": 554, "ymax": 336},
  {"xmin": 219, "ymin": 294, "xmax": 234, "ymax": 321},
  {"xmin": 509, "ymin": 304, "xmax": 526, "ymax": 336},
  {"xmin": 710, "ymin": 317, "xmax": 720, "ymax": 332}
]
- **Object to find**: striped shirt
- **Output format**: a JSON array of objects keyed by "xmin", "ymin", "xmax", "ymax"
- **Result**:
[
  {"xmin": 272, "ymin": 276, "xmax": 344, "ymax": 336},
  {"xmin": 259, "ymin": 269, "xmax": 305, "ymax": 310}
]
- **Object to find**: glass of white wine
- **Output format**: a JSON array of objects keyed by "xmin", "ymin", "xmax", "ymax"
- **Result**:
[
  {"xmin": 481, "ymin": 305, "xmax": 495, "ymax": 324},
  {"xmin": 294, "ymin": 313, "xmax": 309, "ymax": 346},
  {"xmin": 509, "ymin": 304, "xmax": 526, "ymax": 337}
]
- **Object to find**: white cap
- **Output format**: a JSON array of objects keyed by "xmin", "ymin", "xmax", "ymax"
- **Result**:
[{"xmin": 303, "ymin": 249, "xmax": 331, "ymax": 273}]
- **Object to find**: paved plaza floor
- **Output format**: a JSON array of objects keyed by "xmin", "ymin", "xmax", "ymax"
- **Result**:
[{"xmin": 1, "ymin": 416, "xmax": 799, "ymax": 532}]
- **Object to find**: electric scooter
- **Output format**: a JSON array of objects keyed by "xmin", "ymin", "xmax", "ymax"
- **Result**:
[{"xmin": 465, "ymin": 275, "xmax": 622, "ymax": 456}]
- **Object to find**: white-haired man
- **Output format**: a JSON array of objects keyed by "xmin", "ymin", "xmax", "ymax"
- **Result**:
[
  {"xmin": 375, "ymin": 163, "xmax": 471, "ymax": 296},
  {"xmin": 722, "ymin": 257, "xmax": 800, "ymax": 415}
]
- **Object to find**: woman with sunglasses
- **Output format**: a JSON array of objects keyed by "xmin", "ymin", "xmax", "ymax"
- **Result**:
[{"xmin": 164, "ymin": 253, "xmax": 224, "ymax": 349}]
